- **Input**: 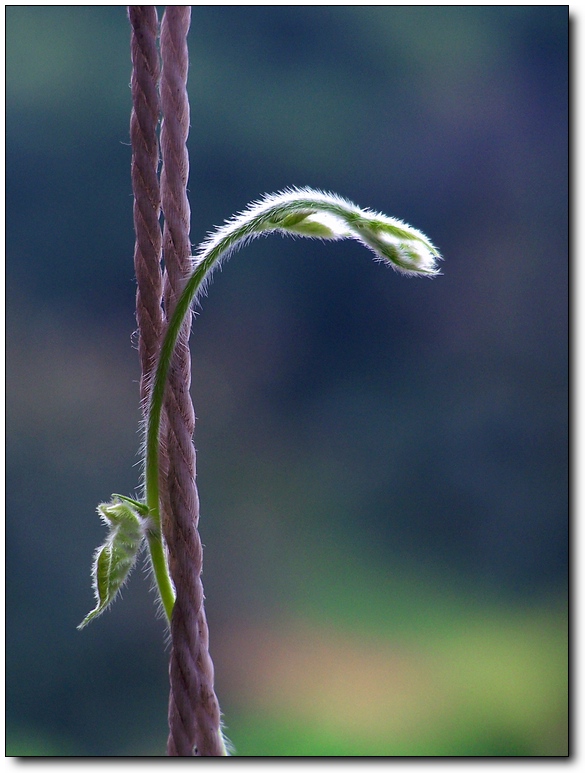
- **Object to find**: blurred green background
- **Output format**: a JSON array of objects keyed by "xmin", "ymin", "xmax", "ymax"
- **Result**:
[{"xmin": 6, "ymin": 5, "xmax": 568, "ymax": 757}]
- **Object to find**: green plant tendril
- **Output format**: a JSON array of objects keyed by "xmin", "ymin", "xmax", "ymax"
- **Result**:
[{"xmin": 142, "ymin": 187, "xmax": 441, "ymax": 622}]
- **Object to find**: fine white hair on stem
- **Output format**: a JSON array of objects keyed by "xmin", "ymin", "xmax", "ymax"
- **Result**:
[
  {"xmin": 190, "ymin": 187, "xmax": 441, "ymax": 304},
  {"xmin": 145, "ymin": 187, "xmax": 442, "ymax": 528},
  {"xmin": 137, "ymin": 186, "xmax": 443, "ymax": 629}
]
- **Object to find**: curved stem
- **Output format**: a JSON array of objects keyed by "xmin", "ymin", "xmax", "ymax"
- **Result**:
[
  {"xmin": 143, "ymin": 188, "xmax": 441, "ymax": 620},
  {"xmin": 147, "ymin": 532, "xmax": 175, "ymax": 622},
  {"xmin": 143, "ymin": 260, "xmax": 212, "ymax": 624}
]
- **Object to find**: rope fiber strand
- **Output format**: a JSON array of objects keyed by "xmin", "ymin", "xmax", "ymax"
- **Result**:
[
  {"xmin": 159, "ymin": 6, "xmax": 226, "ymax": 757},
  {"xmin": 128, "ymin": 6, "xmax": 164, "ymax": 409}
]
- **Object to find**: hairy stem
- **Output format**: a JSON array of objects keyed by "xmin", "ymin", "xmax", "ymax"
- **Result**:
[
  {"xmin": 143, "ymin": 187, "xmax": 441, "ymax": 620},
  {"xmin": 146, "ymin": 531, "xmax": 175, "ymax": 622}
]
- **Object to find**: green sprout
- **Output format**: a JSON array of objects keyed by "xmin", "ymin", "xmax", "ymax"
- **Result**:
[{"xmin": 80, "ymin": 186, "xmax": 441, "ymax": 628}]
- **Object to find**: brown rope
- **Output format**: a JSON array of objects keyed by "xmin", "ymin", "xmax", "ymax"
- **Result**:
[
  {"xmin": 128, "ymin": 6, "xmax": 163, "ymax": 410},
  {"xmin": 159, "ymin": 6, "xmax": 224, "ymax": 757},
  {"xmin": 128, "ymin": 7, "xmax": 173, "ymax": 661}
]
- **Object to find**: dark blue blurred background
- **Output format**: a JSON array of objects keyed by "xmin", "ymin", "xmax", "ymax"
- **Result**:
[{"xmin": 6, "ymin": 6, "xmax": 568, "ymax": 756}]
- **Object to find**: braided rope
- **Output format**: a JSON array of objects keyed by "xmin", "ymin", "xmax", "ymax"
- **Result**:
[
  {"xmin": 159, "ymin": 6, "xmax": 224, "ymax": 757},
  {"xmin": 128, "ymin": 6, "xmax": 164, "ymax": 410}
]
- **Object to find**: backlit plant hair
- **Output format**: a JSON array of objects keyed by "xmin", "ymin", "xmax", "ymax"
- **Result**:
[{"xmin": 144, "ymin": 186, "xmax": 441, "ymax": 600}]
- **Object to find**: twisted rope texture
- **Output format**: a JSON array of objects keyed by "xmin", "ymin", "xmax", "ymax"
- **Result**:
[
  {"xmin": 159, "ymin": 6, "xmax": 223, "ymax": 757},
  {"xmin": 128, "ymin": 6, "xmax": 164, "ymax": 409}
]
